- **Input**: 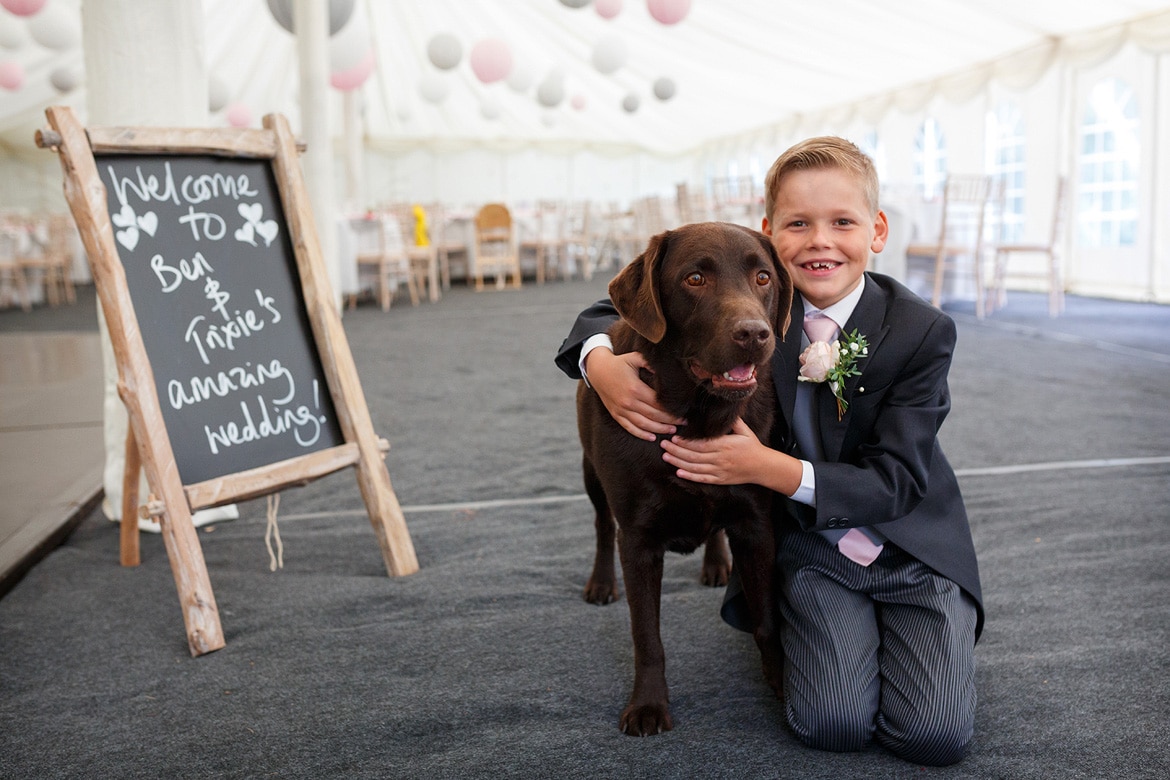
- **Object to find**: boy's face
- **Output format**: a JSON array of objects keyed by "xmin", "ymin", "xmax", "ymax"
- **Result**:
[{"xmin": 762, "ymin": 167, "xmax": 888, "ymax": 311}]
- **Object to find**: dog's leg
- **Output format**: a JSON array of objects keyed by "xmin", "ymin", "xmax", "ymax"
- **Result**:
[
  {"xmin": 582, "ymin": 458, "xmax": 620, "ymax": 605},
  {"xmin": 700, "ymin": 528, "xmax": 731, "ymax": 587},
  {"xmin": 726, "ymin": 525, "xmax": 784, "ymax": 699},
  {"xmin": 616, "ymin": 527, "xmax": 672, "ymax": 735}
]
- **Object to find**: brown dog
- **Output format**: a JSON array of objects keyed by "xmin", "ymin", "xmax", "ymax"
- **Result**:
[{"xmin": 577, "ymin": 222, "xmax": 792, "ymax": 735}]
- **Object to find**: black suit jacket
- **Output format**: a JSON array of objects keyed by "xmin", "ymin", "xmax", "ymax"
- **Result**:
[{"xmin": 556, "ymin": 272, "xmax": 983, "ymax": 637}]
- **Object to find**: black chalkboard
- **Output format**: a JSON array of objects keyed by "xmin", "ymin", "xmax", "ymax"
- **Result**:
[{"xmin": 97, "ymin": 153, "xmax": 344, "ymax": 485}]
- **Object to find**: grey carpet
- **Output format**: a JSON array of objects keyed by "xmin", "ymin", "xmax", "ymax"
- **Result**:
[{"xmin": 1, "ymin": 277, "xmax": 1168, "ymax": 779}]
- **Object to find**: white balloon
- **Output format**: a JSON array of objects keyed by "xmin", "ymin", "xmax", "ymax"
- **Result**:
[
  {"xmin": 536, "ymin": 73, "xmax": 565, "ymax": 108},
  {"xmin": 480, "ymin": 96, "xmax": 501, "ymax": 121},
  {"xmin": 558, "ymin": 0, "xmax": 592, "ymax": 8},
  {"xmin": 49, "ymin": 64, "xmax": 83, "ymax": 93},
  {"xmin": 507, "ymin": 62, "xmax": 534, "ymax": 93},
  {"xmin": 653, "ymin": 77, "xmax": 676, "ymax": 101},
  {"xmin": 622, "ymin": 93, "xmax": 640, "ymax": 113},
  {"xmin": 0, "ymin": 15, "xmax": 26, "ymax": 51},
  {"xmin": 28, "ymin": 5, "xmax": 80, "ymax": 51},
  {"xmin": 329, "ymin": 19, "xmax": 371, "ymax": 73},
  {"xmin": 427, "ymin": 33, "xmax": 462, "ymax": 70},
  {"xmin": 591, "ymin": 35, "xmax": 626, "ymax": 74},
  {"xmin": 208, "ymin": 75, "xmax": 230, "ymax": 112},
  {"xmin": 418, "ymin": 72, "xmax": 451, "ymax": 105}
]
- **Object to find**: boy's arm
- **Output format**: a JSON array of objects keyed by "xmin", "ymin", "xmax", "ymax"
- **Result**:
[
  {"xmin": 554, "ymin": 299, "xmax": 619, "ymax": 379},
  {"xmin": 554, "ymin": 298, "xmax": 683, "ymax": 440}
]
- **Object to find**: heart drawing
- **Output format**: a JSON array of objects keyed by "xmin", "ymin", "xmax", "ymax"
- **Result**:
[{"xmin": 235, "ymin": 202, "xmax": 280, "ymax": 247}]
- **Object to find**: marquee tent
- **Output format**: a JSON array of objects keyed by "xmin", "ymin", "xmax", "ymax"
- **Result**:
[
  {"xmin": 1, "ymin": 0, "xmax": 1168, "ymax": 154},
  {"xmin": 2, "ymin": 0, "xmax": 1170, "ymax": 301}
]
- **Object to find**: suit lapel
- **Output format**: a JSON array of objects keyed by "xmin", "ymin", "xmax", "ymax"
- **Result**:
[
  {"xmin": 773, "ymin": 295, "xmax": 805, "ymax": 446},
  {"xmin": 819, "ymin": 275, "xmax": 891, "ymax": 461}
]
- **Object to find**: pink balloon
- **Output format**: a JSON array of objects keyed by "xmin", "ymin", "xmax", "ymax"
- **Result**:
[
  {"xmin": 595, "ymin": 0, "xmax": 623, "ymax": 19},
  {"xmin": 331, "ymin": 48, "xmax": 375, "ymax": 91},
  {"xmin": 225, "ymin": 102, "xmax": 252, "ymax": 128},
  {"xmin": 0, "ymin": 60, "xmax": 25, "ymax": 91},
  {"xmin": 647, "ymin": 0, "xmax": 691, "ymax": 25},
  {"xmin": 0, "ymin": 0, "xmax": 46, "ymax": 16},
  {"xmin": 469, "ymin": 38, "xmax": 512, "ymax": 84}
]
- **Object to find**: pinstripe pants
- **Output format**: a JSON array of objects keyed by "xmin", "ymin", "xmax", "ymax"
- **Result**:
[{"xmin": 777, "ymin": 530, "xmax": 978, "ymax": 766}]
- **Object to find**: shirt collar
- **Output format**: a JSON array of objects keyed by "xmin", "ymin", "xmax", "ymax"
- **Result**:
[{"xmin": 800, "ymin": 276, "xmax": 865, "ymax": 330}]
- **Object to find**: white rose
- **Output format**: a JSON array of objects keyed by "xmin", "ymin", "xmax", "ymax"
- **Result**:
[{"xmin": 798, "ymin": 341, "xmax": 837, "ymax": 383}]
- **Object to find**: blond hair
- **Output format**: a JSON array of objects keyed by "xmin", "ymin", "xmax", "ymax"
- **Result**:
[{"xmin": 763, "ymin": 136, "xmax": 880, "ymax": 220}]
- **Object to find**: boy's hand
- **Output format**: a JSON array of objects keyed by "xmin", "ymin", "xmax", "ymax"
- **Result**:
[
  {"xmin": 585, "ymin": 348, "xmax": 684, "ymax": 441},
  {"xmin": 660, "ymin": 417, "xmax": 763, "ymax": 485}
]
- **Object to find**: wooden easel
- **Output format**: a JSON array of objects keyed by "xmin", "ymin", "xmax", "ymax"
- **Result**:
[{"xmin": 37, "ymin": 106, "xmax": 418, "ymax": 656}]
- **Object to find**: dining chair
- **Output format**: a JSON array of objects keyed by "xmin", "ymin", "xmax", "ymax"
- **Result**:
[
  {"xmin": 0, "ymin": 215, "xmax": 33, "ymax": 311},
  {"xmin": 472, "ymin": 203, "xmax": 521, "ymax": 290},
  {"xmin": 518, "ymin": 200, "xmax": 567, "ymax": 284},
  {"xmin": 352, "ymin": 213, "xmax": 419, "ymax": 311},
  {"xmin": 562, "ymin": 200, "xmax": 598, "ymax": 280},
  {"xmin": 385, "ymin": 203, "xmax": 440, "ymax": 303},
  {"xmin": 424, "ymin": 202, "xmax": 468, "ymax": 290},
  {"xmin": 989, "ymin": 176, "xmax": 1068, "ymax": 317},
  {"xmin": 905, "ymin": 174, "xmax": 1001, "ymax": 319},
  {"xmin": 18, "ymin": 213, "xmax": 76, "ymax": 307}
]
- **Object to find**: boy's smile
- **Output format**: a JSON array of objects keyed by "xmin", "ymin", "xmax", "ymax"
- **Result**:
[{"xmin": 761, "ymin": 167, "xmax": 888, "ymax": 310}]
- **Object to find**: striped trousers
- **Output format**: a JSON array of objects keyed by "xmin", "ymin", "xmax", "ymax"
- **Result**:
[{"xmin": 777, "ymin": 531, "xmax": 978, "ymax": 766}]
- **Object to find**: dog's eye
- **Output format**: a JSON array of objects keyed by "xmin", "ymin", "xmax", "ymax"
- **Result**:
[
  {"xmin": 756, "ymin": 271, "xmax": 771, "ymax": 286},
  {"xmin": 685, "ymin": 272, "xmax": 704, "ymax": 287}
]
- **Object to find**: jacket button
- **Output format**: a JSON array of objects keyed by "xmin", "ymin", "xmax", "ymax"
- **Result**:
[{"xmin": 827, "ymin": 518, "xmax": 838, "ymax": 528}]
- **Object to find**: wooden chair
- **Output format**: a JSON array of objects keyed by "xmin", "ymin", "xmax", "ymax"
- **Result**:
[
  {"xmin": 472, "ymin": 203, "xmax": 521, "ymax": 290},
  {"xmin": 385, "ymin": 203, "xmax": 440, "ymax": 302},
  {"xmin": 906, "ymin": 174, "xmax": 1001, "ymax": 319},
  {"xmin": 675, "ymin": 182, "xmax": 712, "ymax": 225},
  {"xmin": 18, "ymin": 213, "xmax": 77, "ymax": 307},
  {"xmin": 989, "ymin": 176, "xmax": 1068, "ymax": 317},
  {"xmin": 519, "ymin": 200, "xmax": 575, "ymax": 284},
  {"xmin": 351, "ymin": 214, "xmax": 419, "ymax": 311},
  {"xmin": 426, "ymin": 202, "xmax": 468, "ymax": 290},
  {"xmin": 0, "ymin": 215, "xmax": 33, "ymax": 311},
  {"xmin": 562, "ymin": 200, "xmax": 599, "ymax": 279}
]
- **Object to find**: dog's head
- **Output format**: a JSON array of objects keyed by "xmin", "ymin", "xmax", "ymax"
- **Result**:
[{"xmin": 609, "ymin": 222, "xmax": 793, "ymax": 400}]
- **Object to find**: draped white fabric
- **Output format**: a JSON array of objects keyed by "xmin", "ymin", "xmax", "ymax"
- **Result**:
[{"xmin": 2, "ymin": 0, "xmax": 1170, "ymax": 157}]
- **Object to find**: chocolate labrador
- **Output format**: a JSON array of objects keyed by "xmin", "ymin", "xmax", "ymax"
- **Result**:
[{"xmin": 577, "ymin": 222, "xmax": 792, "ymax": 735}]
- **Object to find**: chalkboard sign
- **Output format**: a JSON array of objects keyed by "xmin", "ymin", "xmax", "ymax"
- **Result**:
[
  {"xmin": 39, "ymin": 107, "xmax": 418, "ymax": 657},
  {"xmin": 96, "ymin": 154, "xmax": 344, "ymax": 484}
]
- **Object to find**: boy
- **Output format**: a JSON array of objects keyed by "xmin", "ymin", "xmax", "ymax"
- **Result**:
[{"xmin": 554, "ymin": 137, "xmax": 982, "ymax": 766}]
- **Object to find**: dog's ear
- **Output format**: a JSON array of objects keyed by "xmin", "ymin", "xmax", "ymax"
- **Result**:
[
  {"xmin": 759, "ymin": 231, "xmax": 793, "ymax": 340},
  {"xmin": 609, "ymin": 230, "xmax": 669, "ymax": 343}
]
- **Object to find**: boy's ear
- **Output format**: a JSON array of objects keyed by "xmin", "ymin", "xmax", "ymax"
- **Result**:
[
  {"xmin": 871, "ymin": 209, "xmax": 889, "ymax": 253},
  {"xmin": 609, "ymin": 230, "xmax": 669, "ymax": 343}
]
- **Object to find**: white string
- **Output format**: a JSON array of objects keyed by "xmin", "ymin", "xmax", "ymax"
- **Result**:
[{"xmin": 265, "ymin": 493, "xmax": 283, "ymax": 571}]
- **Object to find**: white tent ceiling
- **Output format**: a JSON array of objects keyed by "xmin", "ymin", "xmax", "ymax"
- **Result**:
[{"xmin": 2, "ymin": 0, "xmax": 1170, "ymax": 158}]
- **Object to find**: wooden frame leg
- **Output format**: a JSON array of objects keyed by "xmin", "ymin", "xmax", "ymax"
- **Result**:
[{"xmin": 120, "ymin": 426, "xmax": 141, "ymax": 567}]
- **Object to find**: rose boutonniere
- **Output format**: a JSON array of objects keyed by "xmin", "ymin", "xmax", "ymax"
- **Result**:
[{"xmin": 798, "ymin": 329, "xmax": 869, "ymax": 420}]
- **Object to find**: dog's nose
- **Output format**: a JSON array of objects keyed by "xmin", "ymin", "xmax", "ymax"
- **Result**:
[{"xmin": 732, "ymin": 319, "xmax": 772, "ymax": 348}]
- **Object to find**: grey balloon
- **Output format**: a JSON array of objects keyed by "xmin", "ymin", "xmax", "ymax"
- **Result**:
[{"xmin": 266, "ymin": 0, "xmax": 356, "ymax": 35}]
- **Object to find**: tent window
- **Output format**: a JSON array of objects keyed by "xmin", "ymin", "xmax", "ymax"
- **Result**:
[
  {"xmin": 987, "ymin": 102, "xmax": 1026, "ymax": 243},
  {"xmin": 1077, "ymin": 78, "xmax": 1139, "ymax": 248},
  {"xmin": 914, "ymin": 118, "xmax": 946, "ymax": 199},
  {"xmin": 859, "ymin": 129, "xmax": 887, "ymax": 182}
]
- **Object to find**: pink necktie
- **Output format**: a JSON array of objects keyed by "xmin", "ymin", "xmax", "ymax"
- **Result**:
[
  {"xmin": 802, "ymin": 312, "xmax": 885, "ymax": 567},
  {"xmin": 803, "ymin": 311, "xmax": 838, "ymax": 344}
]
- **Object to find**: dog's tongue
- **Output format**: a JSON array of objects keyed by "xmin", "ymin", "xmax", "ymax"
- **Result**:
[{"xmin": 724, "ymin": 364, "xmax": 755, "ymax": 382}]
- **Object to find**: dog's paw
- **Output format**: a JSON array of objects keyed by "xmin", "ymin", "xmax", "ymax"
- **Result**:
[
  {"xmin": 620, "ymin": 702, "xmax": 673, "ymax": 736},
  {"xmin": 700, "ymin": 560, "xmax": 731, "ymax": 587},
  {"xmin": 582, "ymin": 579, "xmax": 620, "ymax": 605}
]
